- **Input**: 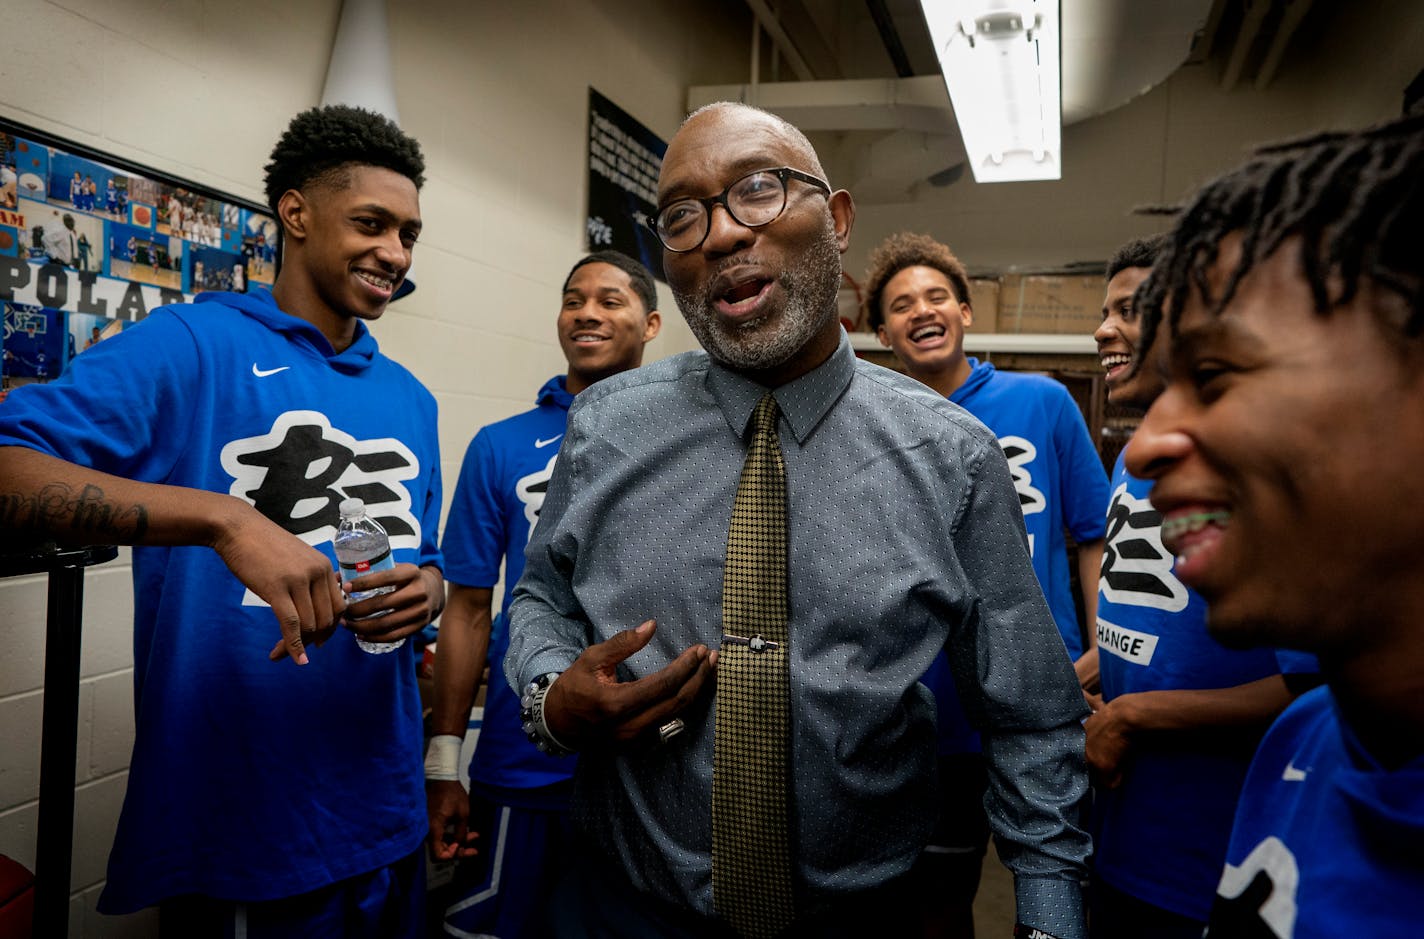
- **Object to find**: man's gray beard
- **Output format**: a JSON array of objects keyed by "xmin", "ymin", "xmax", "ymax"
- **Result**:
[{"xmin": 673, "ymin": 223, "xmax": 843, "ymax": 372}]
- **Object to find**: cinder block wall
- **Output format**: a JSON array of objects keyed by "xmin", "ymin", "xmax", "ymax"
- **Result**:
[{"xmin": 0, "ymin": 1, "xmax": 749, "ymax": 934}]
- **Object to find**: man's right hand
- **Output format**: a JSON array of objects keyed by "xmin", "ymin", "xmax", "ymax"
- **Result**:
[
  {"xmin": 208, "ymin": 501, "xmax": 346, "ymax": 665},
  {"xmin": 544, "ymin": 620, "xmax": 717, "ymax": 749},
  {"xmin": 427, "ymin": 780, "xmax": 478, "ymax": 861},
  {"xmin": 0, "ymin": 449, "xmax": 345, "ymax": 665}
]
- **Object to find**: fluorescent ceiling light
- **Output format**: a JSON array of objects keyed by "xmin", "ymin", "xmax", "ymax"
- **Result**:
[{"xmin": 921, "ymin": 1, "xmax": 1062, "ymax": 183}]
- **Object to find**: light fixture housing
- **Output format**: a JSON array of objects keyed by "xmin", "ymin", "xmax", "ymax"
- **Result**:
[{"xmin": 921, "ymin": 0, "xmax": 1063, "ymax": 183}]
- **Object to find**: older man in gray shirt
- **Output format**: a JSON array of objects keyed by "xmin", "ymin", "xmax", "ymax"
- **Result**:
[{"xmin": 506, "ymin": 102, "xmax": 1089, "ymax": 939}]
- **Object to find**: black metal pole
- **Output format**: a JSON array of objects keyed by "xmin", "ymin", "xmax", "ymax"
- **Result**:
[{"xmin": 34, "ymin": 552, "xmax": 87, "ymax": 938}]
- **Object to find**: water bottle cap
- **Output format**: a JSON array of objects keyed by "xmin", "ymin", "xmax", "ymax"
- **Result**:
[{"xmin": 338, "ymin": 497, "xmax": 365, "ymax": 517}]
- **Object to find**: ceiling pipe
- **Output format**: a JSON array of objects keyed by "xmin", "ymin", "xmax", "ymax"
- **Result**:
[
  {"xmin": 1220, "ymin": 0, "xmax": 1271, "ymax": 90},
  {"xmin": 1255, "ymin": 0, "xmax": 1312, "ymax": 89},
  {"xmin": 743, "ymin": 0, "xmax": 817, "ymax": 81},
  {"xmin": 751, "ymin": 15, "xmax": 761, "ymax": 103},
  {"xmin": 321, "ymin": 0, "xmax": 400, "ymax": 123},
  {"xmin": 866, "ymin": 0, "xmax": 916, "ymax": 78}
]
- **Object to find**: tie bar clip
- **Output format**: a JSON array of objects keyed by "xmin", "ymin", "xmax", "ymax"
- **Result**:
[{"xmin": 722, "ymin": 633, "xmax": 779, "ymax": 652}]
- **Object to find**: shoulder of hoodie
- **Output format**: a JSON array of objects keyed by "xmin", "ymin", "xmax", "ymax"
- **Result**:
[
  {"xmin": 155, "ymin": 296, "xmax": 438, "ymax": 412},
  {"xmin": 981, "ymin": 365, "xmax": 1074, "ymax": 402}
]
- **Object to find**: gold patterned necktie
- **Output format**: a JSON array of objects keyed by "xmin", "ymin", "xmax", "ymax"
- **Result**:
[{"xmin": 713, "ymin": 393, "xmax": 795, "ymax": 938}]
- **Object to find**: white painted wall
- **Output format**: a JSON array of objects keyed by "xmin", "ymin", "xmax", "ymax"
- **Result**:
[{"xmin": 0, "ymin": 1, "xmax": 748, "ymax": 935}]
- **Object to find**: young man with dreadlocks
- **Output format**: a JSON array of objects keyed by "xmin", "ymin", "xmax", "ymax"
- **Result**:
[
  {"xmin": 0, "ymin": 105, "xmax": 443, "ymax": 935},
  {"xmin": 1086, "ymin": 234, "xmax": 1302, "ymax": 938},
  {"xmin": 1125, "ymin": 114, "xmax": 1424, "ymax": 937}
]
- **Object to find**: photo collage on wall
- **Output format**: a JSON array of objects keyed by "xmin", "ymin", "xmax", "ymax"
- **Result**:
[{"xmin": 1, "ymin": 118, "xmax": 278, "ymax": 391}]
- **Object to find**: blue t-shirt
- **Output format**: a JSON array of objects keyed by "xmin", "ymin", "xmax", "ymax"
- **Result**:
[
  {"xmin": 0, "ymin": 288, "xmax": 443, "ymax": 912},
  {"xmin": 949, "ymin": 359, "xmax": 1108, "ymax": 656},
  {"xmin": 1209, "ymin": 686, "xmax": 1424, "ymax": 937},
  {"xmin": 1094, "ymin": 452, "xmax": 1282, "ymax": 920},
  {"xmin": 441, "ymin": 376, "xmax": 576, "ymax": 797},
  {"xmin": 924, "ymin": 360, "xmax": 1109, "ymax": 755}
]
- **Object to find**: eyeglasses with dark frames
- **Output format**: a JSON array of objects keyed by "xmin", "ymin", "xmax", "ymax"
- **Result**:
[{"xmin": 647, "ymin": 166, "xmax": 831, "ymax": 253}]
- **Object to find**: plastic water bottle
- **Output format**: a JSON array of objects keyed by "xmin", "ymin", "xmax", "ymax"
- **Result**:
[{"xmin": 333, "ymin": 497, "xmax": 403, "ymax": 654}]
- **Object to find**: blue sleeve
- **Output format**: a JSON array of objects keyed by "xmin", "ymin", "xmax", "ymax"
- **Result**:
[
  {"xmin": 417, "ymin": 395, "xmax": 443, "ymax": 572},
  {"xmin": 440, "ymin": 427, "xmax": 506, "ymax": 588},
  {"xmin": 0, "ymin": 309, "xmax": 197, "ymax": 481},
  {"xmin": 1275, "ymin": 649, "xmax": 1320, "ymax": 677},
  {"xmin": 1052, "ymin": 386, "xmax": 1109, "ymax": 542}
]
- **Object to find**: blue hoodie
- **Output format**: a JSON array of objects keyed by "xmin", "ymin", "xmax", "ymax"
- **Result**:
[
  {"xmin": 442, "ymin": 375, "xmax": 579, "ymax": 800},
  {"xmin": 924, "ymin": 358, "xmax": 1108, "ymax": 754},
  {"xmin": 1210, "ymin": 687, "xmax": 1424, "ymax": 937},
  {"xmin": 0, "ymin": 288, "xmax": 442, "ymax": 911},
  {"xmin": 948, "ymin": 358, "xmax": 1107, "ymax": 655}
]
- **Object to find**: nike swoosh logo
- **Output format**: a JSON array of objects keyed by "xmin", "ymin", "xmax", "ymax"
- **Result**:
[
  {"xmin": 535, "ymin": 434, "xmax": 563, "ymax": 448},
  {"xmin": 252, "ymin": 364, "xmax": 290, "ymax": 377},
  {"xmin": 1282, "ymin": 761, "xmax": 1308, "ymax": 782}
]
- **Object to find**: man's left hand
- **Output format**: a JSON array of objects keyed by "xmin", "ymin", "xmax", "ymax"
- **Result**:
[
  {"xmin": 1083, "ymin": 692, "xmax": 1131, "ymax": 789},
  {"xmin": 266, "ymin": 563, "xmax": 443, "ymax": 658}
]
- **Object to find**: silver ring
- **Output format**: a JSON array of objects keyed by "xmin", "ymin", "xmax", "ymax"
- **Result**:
[{"xmin": 658, "ymin": 718, "xmax": 686, "ymax": 745}]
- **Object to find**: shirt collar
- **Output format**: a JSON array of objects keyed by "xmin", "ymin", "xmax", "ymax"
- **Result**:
[{"xmin": 706, "ymin": 329, "xmax": 855, "ymax": 445}]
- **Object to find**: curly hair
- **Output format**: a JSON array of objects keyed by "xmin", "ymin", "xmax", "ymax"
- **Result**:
[
  {"xmin": 1134, "ymin": 113, "xmax": 1424, "ymax": 361},
  {"xmin": 262, "ymin": 105, "xmax": 425, "ymax": 214},
  {"xmin": 862, "ymin": 232, "xmax": 971, "ymax": 331},
  {"xmin": 563, "ymin": 250, "xmax": 658, "ymax": 315},
  {"xmin": 1106, "ymin": 233, "xmax": 1170, "ymax": 282}
]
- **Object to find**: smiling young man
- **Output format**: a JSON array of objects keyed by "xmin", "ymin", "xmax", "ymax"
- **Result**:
[
  {"xmin": 866, "ymin": 234, "xmax": 1108, "ymax": 671},
  {"xmin": 0, "ymin": 105, "xmax": 443, "ymax": 936},
  {"xmin": 1086, "ymin": 234, "xmax": 1300, "ymax": 938},
  {"xmin": 504, "ymin": 102, "xmax": 1090, "ymax": 939},
  {"xmin": 1124, "ymin": 116, "xmax": 1424, "ymax": 937},
  {"xmin": 427, "ymin": 250, "xmax": 660, "ymax": 938},
  {"xmin": 864, "ymin": 234, "xmax": 1108, "ymax": 938}
]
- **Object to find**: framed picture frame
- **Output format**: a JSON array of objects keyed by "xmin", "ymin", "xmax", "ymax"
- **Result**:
[{"xmin": 1, "ymin": 115, "xmax": 278, "ymax": 386}]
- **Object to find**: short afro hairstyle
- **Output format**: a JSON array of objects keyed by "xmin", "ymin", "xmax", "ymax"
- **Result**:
[
  {"xmin": 862, "ymin": 232, "xmax": 971, "ymax": 331},
  {"xmin": 1135, "ymin": 113, "xmax": 1424, "ymax": 363},
  {"xmin": 562, "ymin": 250, "xmax": 658, "ymax": 316},
  {"xmin": 1106, "ymin": 233, "xmax": 1170, "ymax": 282},
  {"xmin": 263, "ymin": 105, "xmax": 425, "ymax": 215}
]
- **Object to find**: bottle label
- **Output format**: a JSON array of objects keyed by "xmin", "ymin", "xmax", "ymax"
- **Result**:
[{"xmin": 338, "ymin": 547, "xmax": 393, "ymax": 577}]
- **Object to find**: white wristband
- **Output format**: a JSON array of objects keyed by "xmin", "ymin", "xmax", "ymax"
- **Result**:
[{"xmin": 424, "ymin": 734, "xmax": 463, "ymax": 781}]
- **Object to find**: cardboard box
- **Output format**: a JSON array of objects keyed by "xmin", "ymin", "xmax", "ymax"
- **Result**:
[
  {"xmin": 965, "ymin": 277, "xmax": 1000, "ymax": 333},
  {"xmin": 998, "ymin": 273, "xmax": 1104, "ymax": 335}
]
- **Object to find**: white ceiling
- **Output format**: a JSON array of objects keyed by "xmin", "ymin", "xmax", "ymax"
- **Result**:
[{"xmin": 700, "ymin": 0, "xmax": 1339, "ymax": 202}]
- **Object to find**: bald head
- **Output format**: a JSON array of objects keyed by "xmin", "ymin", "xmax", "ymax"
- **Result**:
[{"xmin": 674, "ymin": 102, "xmax": 829, "ymax": 185}]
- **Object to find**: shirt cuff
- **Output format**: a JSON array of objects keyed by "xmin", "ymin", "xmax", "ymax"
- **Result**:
[
  {"xmin": 521, "ymin": 650, "xmax": 580, "ymax": 689},
  {"xmin": 1014, "ymin": 874, "xmax": 1086, "ymax": 939}
]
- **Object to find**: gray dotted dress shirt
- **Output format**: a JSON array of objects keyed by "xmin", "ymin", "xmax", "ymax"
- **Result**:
[{"xmin": 507, "ymin": 332, "xmax": 1091, "ymax": 938}]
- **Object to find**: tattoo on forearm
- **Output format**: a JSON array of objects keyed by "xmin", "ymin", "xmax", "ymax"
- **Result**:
[{"xmin": 0, "ymin": 482, "xmax": 149, "ymax": 542}]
